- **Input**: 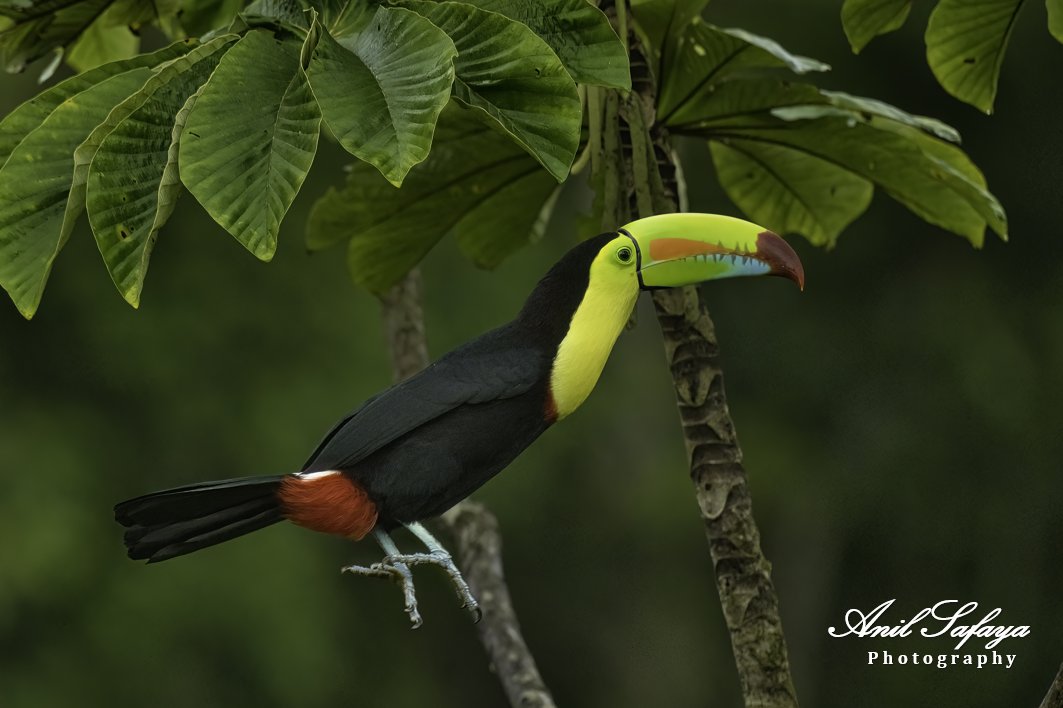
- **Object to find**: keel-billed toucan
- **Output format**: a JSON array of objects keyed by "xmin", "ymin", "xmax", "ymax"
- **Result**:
[{"xmin": 115, "ymin": 213, "xmax": 804, "ymax": 626}]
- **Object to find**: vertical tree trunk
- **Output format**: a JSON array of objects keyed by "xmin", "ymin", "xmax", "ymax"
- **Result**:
[
  {"xmin": 378, "ymin": 269, "xmax": 557, "ymax": 708},
  {"xmin": 592, "ymin": 3, "xmax": 800, "ymax": 704},
  {"xmin": 651, "ymin": 285, "xmax": 799, "ymax": 707}
]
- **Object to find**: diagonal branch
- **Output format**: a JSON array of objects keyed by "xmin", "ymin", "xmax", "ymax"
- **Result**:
[
  {"xmin": 377, "ymin": 267, "xmax": 557, "ymax": 708},
  {"xmin": 442, "ymin": 501, "xmax": 557, "ymax": 708},
  {"xmin": 1040, "ymin": 662, "xmax": 1063, "ymax": 708}
]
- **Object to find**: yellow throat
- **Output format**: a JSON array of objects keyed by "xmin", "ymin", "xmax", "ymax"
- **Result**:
[{"xmin": 548, "ymin": 244, "xmax": 640, "ymax": 420}]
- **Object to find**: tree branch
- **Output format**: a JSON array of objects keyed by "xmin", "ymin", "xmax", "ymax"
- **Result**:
[
  {"xmin": 442, "ymin": 501, "xmax": 558, "ymax": 708},
  {"xmin": 378, "ymin": 267, "xmax": 430, "ymax": 383},
  {"xmin": 1040, "ymin": 662, "xmax": 1063, "ymax": 708},
  {"xmin": 377, "ymin": 268, "xmax": 557, "ymax": 708}
]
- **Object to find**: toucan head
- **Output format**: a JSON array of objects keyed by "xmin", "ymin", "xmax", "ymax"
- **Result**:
[
  {"xmin": 608, "ymin": 213, "xmax": 805, "ymax": 291},
  {"xmin": 526, "ymin": 214, "xmax": 804, "ymax": 420}
]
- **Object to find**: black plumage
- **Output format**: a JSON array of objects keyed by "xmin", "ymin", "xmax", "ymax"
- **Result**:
[
  {"xmin": 116, "ymin": 234, "xmax": 611, "ymax": 560},
  {"xmin": 115, "ymin": 476, "xmax": 285, "ymax": 562},
  {"xmin": 303, "ymin": 233, "xmax": 611, "ymax": 524}
]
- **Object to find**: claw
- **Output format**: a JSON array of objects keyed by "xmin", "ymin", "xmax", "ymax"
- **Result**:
[
  {"xmin": 342, "ymin": 559, "xmax": 423, "ymax": 629},
  {"xmin": 380, "ymin": 551, "xmax": 480, "ymax": 621},
  {"xmin": 348, "ymin": 525, "xmax": 480, "ymax": 626}
]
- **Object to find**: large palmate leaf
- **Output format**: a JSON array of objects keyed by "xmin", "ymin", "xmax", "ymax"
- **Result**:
[
  {"xmin": 1047, "ymin": 0, "xmax": 1063, "ymax": 42},
  {"xmin": 305, "ymin": 5, "xmax": 455, "ymax": 186},
  {"xmin": 402, "ymin": 0, "xmax": 581, "ymax": 182},
  {"xmin": 83, "ymin": 35, "xmax": 237, "ymax": 306},
  {"xmin": 307, "ymin": 105, "xmax": 560, "ymax": 293},
  {"xmin": 696, "ymin": 89, "xmax": 1006, "ymax": 245},
  {"xmin": 925, "ymin": 0, "xmax": 1026, "ymax": 113},
  {"xmin": 630, "ymin": 0, "xmax": 709, "ymax": 84},
  {"xmin": 710, "ymin": 140, "xmax": 872, "ymax": 246},
  {"xmin": 657, "ymin": 21, "xmax": 828, "ymax": 125},
  {"xmin": 461, "ymin": 0, "xmax": 629, "ymax": 89},
  {"xmin": 0, "ymin": 68, "xmax": 156, "ymax": 317},
  {"xmin": 656, "ymin": 23, "xmax": 1007, "ymax": 246},
  {"xmin": 180, "ymin": 30, "xmax": 320, "ymax": 261},
  {"xmin": 864, "ymin": 113, "xmax": 1006, "ymax": 231},
  {"xmin": 840, "ymin": 0, "xmax": 912, "ymax": 54}
]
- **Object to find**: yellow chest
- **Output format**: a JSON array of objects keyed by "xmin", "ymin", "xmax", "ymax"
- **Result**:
[{"xmin": 548, "ymin": 279, "xmax": 639, "ymax": 420}]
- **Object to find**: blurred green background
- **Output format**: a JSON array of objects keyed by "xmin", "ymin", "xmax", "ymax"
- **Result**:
[{"xmin": 3, "ymin": 1, "xmax": 1062, "ymax": 706}]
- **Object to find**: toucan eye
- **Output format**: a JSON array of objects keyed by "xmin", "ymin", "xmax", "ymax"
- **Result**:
[{"xmin": 616, "ymin": 246, "xmax": 633, "ymax": 264}]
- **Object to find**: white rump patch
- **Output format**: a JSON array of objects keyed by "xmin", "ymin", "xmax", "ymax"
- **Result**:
[{"xmin": 294, "ymin": 470, "xmax": 340, "ymax": 481}]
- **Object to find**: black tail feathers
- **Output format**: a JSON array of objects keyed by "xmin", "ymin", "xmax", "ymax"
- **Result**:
[{"xmin": 115, "ymin": 475, "xmax": 287, "ymax": 563}]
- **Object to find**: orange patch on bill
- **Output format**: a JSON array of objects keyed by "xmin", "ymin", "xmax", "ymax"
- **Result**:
[
  {"xmin": 278, "ymin": 472, "xmax": 378, "ymax": 540},
  {"xmin": 647, "ymin": 237, "xmax": 735, "ymax": 261}
]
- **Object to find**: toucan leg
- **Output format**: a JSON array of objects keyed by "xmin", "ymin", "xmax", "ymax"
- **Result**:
[
  {"xmin": 402, "ymin": 521, "xmax": 481, "ymax": 622},
  {"xmin": 341, "ymin": 528, "xmax": 423, "ymax": 629}
]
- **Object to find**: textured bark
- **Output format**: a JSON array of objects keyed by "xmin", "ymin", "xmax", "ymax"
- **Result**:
[
  {"xmin": 591, "ymin": 4, "xmax": 800, "ymax": 703},
  {"xmin": 442, "ymin": 502, "xmax": 558, "ymax": 708},
  {"xmin": 378, "ymin": 269, "xmax": 556, "ymax": 708},
  {"xmin": 651, "ymin": 286, "xmax": 798, "ymax": 707},
  {"xmin": 1041, "ymin": 662, "xmax": 1063, "ymax": 708},
  {"xmin": 379, "ymin": 268, "xmax": 430, "ymax": 383}
]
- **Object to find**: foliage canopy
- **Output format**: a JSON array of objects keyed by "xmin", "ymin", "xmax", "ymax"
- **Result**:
[
  {"xmin": 0, "ymin": 0, "xmax": 1009, "ymax": 318},
  {"xmin": 842, "ymin": 0, "xmax": 1063, "ymax": 113}
]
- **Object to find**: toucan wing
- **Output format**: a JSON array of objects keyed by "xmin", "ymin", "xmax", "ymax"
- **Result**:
[{"xmin": 302, "ymin": 328, "xmax": 544, "ymax": 472}]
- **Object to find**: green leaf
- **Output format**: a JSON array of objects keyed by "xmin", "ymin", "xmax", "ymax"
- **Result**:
[
  {"xmin": 401, "ymin": 0, "xmax": 581, "ymax": 182},
  {"xmin": 856, "ymin": 115, "xmax": 1008, "ymax": 238},
  {"xmin": 673, "ymin": 78, "xmax": 1006, "ymax": 245},
  {"xmin": 0, "ymin": 40, "xmax": 194, "ymax": 169},
  {"xmin": 710, "ymin": 139, "xmax": 873, "ymax": 246},
  {"xmin": 1049, "ymin": 0, "xmax": 1063, "ymax": 43},
  {"xmin": 715, "ymin": 117, "xmax": 1001, "ymax": 245},
  {"xmin": 630, "ymin": 0, "xmax": 709, "ymax": 83},
  {"xmin": 809, "ymin": 90, "xmax": 960, "ymax": 143},
  {"xmin": 925, "ymin": 0, "xmax": 1025, "ymax": 114},
  {"xmin": 667, "ymin": 74, "xmax": 961, "ymax": 144},
  {"xmin": 244, "ymin": 0, "xmax": 308, "ymax": 29},
  {"xmin": 304, "ymin": 0, "xmax": 372, "ymax": 36},
  {"xmin": 180, "ymin": 30, "xmax": 321, "ymax": 261},
  {"xmin": 840, "ymin": 0, "xmax": 912, "ymax": 54},
  {"xmin": 0, "ymin": 0, "xmax": 168, "ymax": 72},
  {"xmin": 178, "ymin": 0, "xmax": 246, "ymax": 35},
  {"xmin": 658, "ymin": 21, "xmax": 829, "ymax": 125},
  {"xmin": 0, "ymin": 67, "xmax": 155, "ymax": 318},
  {"xmin": 66, "ymin": 8, "xmax": 139, "ymax": 72},
  {"xmin": 455, "ymin": 175, "xmax": 560, "ymax": 269},
  {"xmin": 459, "ymin": 0, "xmax": 629, "ymax": 89},
  {"xmin": 307, "ymin": 105, "xmax": 560, "ymax": 293},
  {"xmin": 84, "ymin": 35, "xmax": 237, "ymax": 306},
  {"xmin": 668, "ymin": 79, "xmax": 824, "ymax": 129},
  {"xmin": 305, "ymin": 6, "xmax": 456, "ymax": 186},
  {"xmin": 0, "ymin": 0, "xmax": 112, "ymax": 72}
]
